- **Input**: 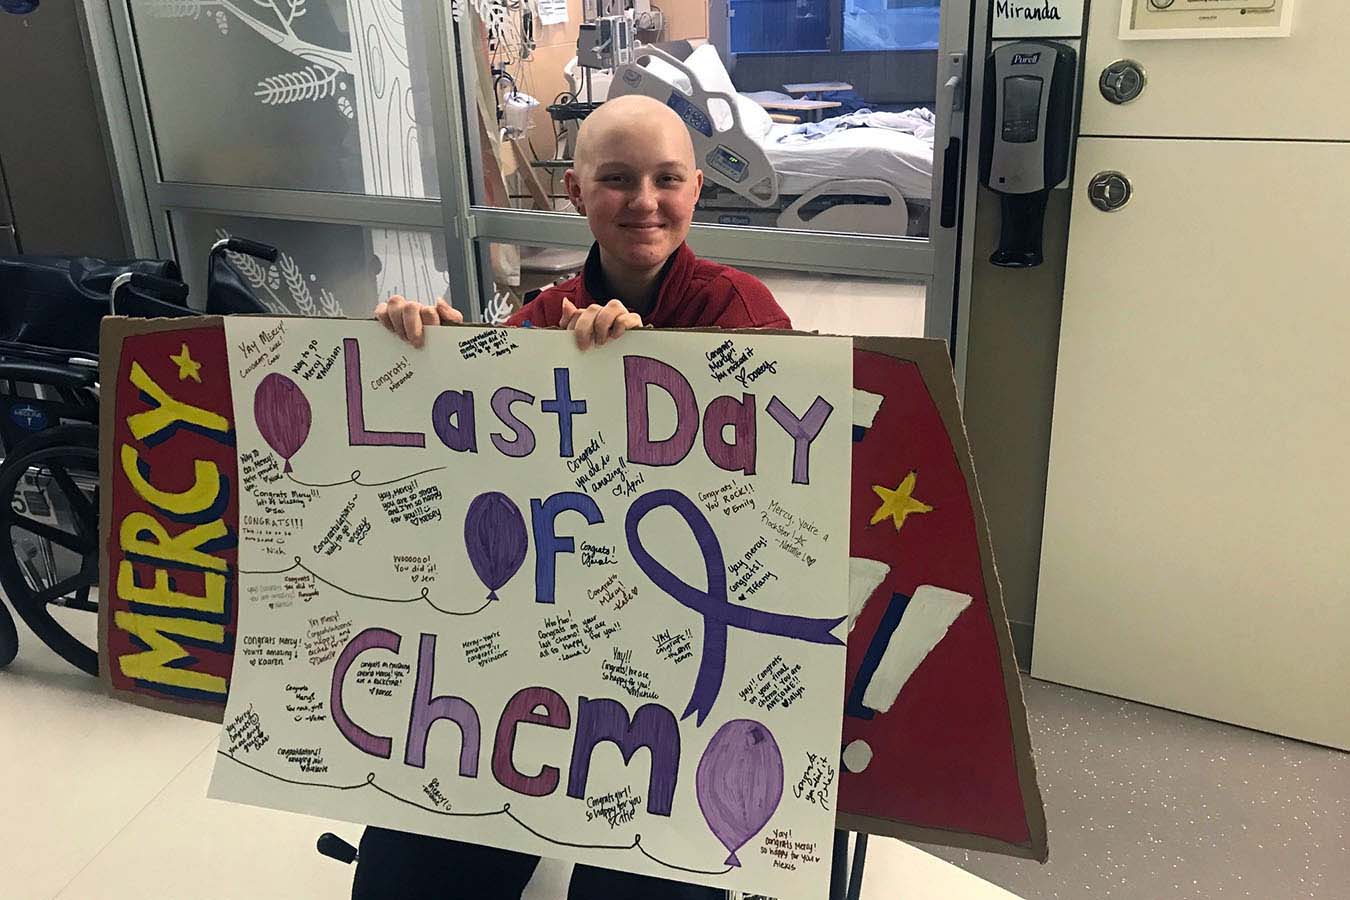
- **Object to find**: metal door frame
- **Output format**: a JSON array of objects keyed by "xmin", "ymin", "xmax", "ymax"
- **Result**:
[{"xmin": 948, "ymin": 0, "xmax": 992, "ymax": 390}]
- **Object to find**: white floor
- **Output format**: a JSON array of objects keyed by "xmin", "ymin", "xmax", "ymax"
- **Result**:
[{"xmin": 0, "ymin": 611, "xmax": 1019, "ymax": 900}]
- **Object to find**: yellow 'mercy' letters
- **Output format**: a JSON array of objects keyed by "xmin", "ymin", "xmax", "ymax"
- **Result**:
[{"xmin": 114, "ymin": 356, "xmax": 233, "ymax": 698}]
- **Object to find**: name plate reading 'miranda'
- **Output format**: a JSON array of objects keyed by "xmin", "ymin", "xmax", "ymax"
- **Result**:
[
  {"xmin": 993, "ymin": 0, "xmax": 1085, "ymax": 37},
  {"xmin": 206, "ymin": 318, "xmax": 853, "ymax": 897}
]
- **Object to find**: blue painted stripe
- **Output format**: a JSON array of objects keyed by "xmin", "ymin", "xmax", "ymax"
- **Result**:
[{"xmin": 846, "ymin": 591, "xmax": 912, "ymax": 720}]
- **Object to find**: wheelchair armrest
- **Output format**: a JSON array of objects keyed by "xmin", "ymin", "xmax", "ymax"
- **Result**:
[{"xmin": 0, "ymin": 358, "xmax": 99, "ymax": 390}]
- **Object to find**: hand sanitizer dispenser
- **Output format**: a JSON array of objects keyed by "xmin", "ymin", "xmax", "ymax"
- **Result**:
[{"xmin": 979, "ymin": 41, "xmax": 1076, "ymax": 268}]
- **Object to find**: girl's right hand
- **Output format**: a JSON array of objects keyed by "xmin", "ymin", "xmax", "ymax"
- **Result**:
[{"xmin": 374, "ymin": 296, "xmax": 463, "ymax": 348}]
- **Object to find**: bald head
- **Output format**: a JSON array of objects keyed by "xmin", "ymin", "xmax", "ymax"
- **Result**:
[
  {"xmin": 573, "ymin": 95, "xmax": 696, "ymax": 176},
  {"xmin": 564, "ymin": 93, "xmax": 704, "ymax": 280}
]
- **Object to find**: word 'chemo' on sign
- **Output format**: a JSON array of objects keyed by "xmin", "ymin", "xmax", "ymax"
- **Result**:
[{"xmin": 331, "ymin": 628, "xmax": 682, "ymax": 817}]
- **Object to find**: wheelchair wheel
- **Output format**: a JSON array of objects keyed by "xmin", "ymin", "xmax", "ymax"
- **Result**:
[
  {"xmin": 0, "ymin": 599, "xmax": 17, "ymax": 669},
  {"xmin": 0, "ymin": 424, "xmax": 99, "ymax": 675}
]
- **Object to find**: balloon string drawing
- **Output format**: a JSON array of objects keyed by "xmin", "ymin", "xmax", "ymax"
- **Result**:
[
  {"xmin": 284, "ymin": 467, "xmax": 448, "ymax": 490},
  {"xmin": 253, "ymin": 373, "xmax": 449, "ymax": 489},
  {"xmin": 216, "ymin": 751, "xmax": 738, "ymax": 878},
  {"xmin": 240, "ymin": 557, "xmax": 494, "ymax": 617}
]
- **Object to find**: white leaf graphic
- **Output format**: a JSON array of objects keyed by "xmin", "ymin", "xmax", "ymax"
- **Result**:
[
  {"xmin": 485, "ymin": 290, "xmax": 515, "ymax": 325},
  {"xmin": 144, "ymin": 0, "xmax": 202, "ymax": 19},
  {"xmin": 280, "ymin": 253, "xmax": 318, "ymax": 316},
  {"xmin": 319, "ymin": 288, "xmax": 343, "ymax": 317},
  {"xmin": 254, "ymin": 65, "xmax": 339, "ymax": 106}
]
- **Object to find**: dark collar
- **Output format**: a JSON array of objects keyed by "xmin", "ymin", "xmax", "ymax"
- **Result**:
[{"xmin": 581, "ymin": 243, "xmax": 684, "ymax": 318}]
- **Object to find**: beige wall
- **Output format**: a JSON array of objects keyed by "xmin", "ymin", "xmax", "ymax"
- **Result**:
[
  {"xmin": 0, "ymin": 5, "xmax": 127, "ymax": 257},
  {"xmin": 960, "ymin": 187, "xmax": 1070, "ymax": 670}
]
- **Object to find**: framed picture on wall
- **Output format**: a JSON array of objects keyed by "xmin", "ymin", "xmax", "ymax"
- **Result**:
[{"xmin": 1119, "ymin": 0, "xmax": 1295, "ymax": 41}]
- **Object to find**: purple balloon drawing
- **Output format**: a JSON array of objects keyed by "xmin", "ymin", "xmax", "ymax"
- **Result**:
[
  {"xmin": 696, "ymin": 718, "xmax": 784, "ymax": 867},
  {"xmin": 253, "ymin": 373, "xmax": 312, "ymax": 473},
  {"xmin": 464, "ymin": 491, "xmax": 528, "ymax": 601}
]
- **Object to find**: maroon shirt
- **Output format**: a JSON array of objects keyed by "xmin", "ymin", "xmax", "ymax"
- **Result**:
[{"xmin": 504, "ymin": 243, "xmax": 791, "ymax": 330}]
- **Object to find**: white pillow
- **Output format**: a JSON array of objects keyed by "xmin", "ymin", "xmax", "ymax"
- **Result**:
[
  {"xmin": 683, "ymin": 44, "xmax": 774, "ymax": 141},
  {"xmin": 684, "ymin": 44, "xmax": 736, "ymax": 94},
  {"xmin": 639, "ymin": 55, "xmax": 694, "ymax": 96}
]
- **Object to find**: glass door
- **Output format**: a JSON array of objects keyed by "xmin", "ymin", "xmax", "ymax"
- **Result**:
[
  {"xmin": 107, "ymin": 0, "xmax": 469, "ymax": 316},
  {"xmin": 444, "ymin": 0, "xmax": 983, "ymax": 338},
  {"xmin": 99, "ymin": 0, "xmax": 986, "ymax": 339}
]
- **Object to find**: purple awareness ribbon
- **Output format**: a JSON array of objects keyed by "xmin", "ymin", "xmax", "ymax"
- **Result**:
[{"xmin": 625, "ymin": 489, "xmax": 845, "ymax": 726}]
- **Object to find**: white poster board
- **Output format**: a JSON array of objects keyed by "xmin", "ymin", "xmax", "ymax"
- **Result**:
[
  {"xmin": 993, "ymin": 0, "xmax": 1086, "ymax": 38},
  {"xmin": 207, "ymin": 318, "xmax": 851, "ymax": 897}
]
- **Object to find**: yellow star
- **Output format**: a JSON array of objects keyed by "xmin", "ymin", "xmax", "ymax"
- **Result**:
[
  {"xmin": 870, "ymin": 471, "xmax": 933, "ymax": 531},
  {"xmin": 170, "ymin": 343, "xmax": 202, "ymax": 382}
]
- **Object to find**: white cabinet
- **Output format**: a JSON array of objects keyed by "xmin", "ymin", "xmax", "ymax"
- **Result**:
[
  {"xmin": 1033, "ymin": 1, "xmax": 1350, "ymax": 749},
  {"xmin": 1080, "ymin": 2, "xmax": 1349, "ymax": 141}
]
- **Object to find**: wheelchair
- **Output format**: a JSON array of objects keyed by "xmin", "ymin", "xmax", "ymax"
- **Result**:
[{"xmin": 0, "ymin": 237, "xmax": 278, "ymax": 673}]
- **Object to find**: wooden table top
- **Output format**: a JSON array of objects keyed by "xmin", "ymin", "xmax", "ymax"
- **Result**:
[
  {"xmin": 754, "ymin": 98, "xmax": 843, "ymax": 111},
  {"xmin": 783, "ymin": 81, "xmax": 854, "ymax": 94}
]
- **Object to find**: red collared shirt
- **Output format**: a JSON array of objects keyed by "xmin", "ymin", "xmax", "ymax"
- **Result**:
[{"xmin": 505, "ymin": 243, "xmax": 792, "ymax": 330}]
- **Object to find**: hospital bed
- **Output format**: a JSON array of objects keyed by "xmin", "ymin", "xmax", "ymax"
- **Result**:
[{"xmin": 563, "ymin": 44, "xmax": 934, "ymax": 237}]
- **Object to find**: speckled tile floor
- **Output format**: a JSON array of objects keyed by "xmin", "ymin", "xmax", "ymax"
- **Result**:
[
  {"xmin": 4, "ymin": 608, "xmax": 1345, "ymax": 899},
  {"xmin": 0, "ymin": 610, "xmax": 1014, "ymax": 900},
  {"xmin": 922, "ymin": 677, "xmax": 1349, "ymax": 900}
]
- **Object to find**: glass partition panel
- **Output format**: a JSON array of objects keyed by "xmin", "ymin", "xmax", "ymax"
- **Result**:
[
  {"xmin": 454, "ymin": 0, "xmax": 942, "ymax": 238},
  {"xmin": 472, "ymin": 240, "xmax": 925, "ymax": 335},
  {"xmin": 171, "ymin": 211, "xmax": 450, "ymax": 316},
  {"xmin": 741, "ymin": 266, "xmax": 926, "ymax": 335},
  {"xmin": 472, "ymin": 239, "xmax": 590, "ymax": 323},
  {"xmin": 131, "ymin": 0, "xmax": 440, "ymax": 198}
]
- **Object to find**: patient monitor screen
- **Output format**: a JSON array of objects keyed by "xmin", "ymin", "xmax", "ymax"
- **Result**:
[{"xmin": 1001, "ymin": 76, "xmax": 1043, "ymax": 144}]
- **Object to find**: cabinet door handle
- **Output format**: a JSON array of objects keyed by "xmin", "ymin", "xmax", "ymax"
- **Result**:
[{"xmin": 1088, "ymin": 171, "xmax": 1132, "ymax": 212}]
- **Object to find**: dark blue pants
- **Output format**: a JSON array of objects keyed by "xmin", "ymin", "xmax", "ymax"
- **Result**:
[{"xmin": 351, "ymin": 827, "xmax": 724, "ymax": 900}]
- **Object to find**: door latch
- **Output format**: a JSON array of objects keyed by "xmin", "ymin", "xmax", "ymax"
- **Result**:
[
  {"xmin": 1100, "ymin": 60, "xmax": 1146, "ymax": 105},
  {"xmin": 1088, "ymin": 172, "xmax": 1132, "ymax": 212}
]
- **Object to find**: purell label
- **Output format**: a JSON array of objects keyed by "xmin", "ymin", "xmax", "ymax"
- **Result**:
[{"xmin": 1011, "ymin": 52, "xmax": 1042, "ymax": 65}]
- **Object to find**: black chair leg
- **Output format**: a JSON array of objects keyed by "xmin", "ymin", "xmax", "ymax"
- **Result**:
[
  {"xmin": 828, "ymin": 829, "xmax": 850, "ymax": 900},
  {"xmin": 845, "ymin": 833, "xmax": 868, "ymax": 900}
]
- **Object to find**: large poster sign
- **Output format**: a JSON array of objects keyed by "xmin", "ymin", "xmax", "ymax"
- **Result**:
[
  {"xmin": 204, "ymin": 318, "xmax": 852, "ymax": 896},
  {"xmin": 98, "ymin": 319, "xmax": 1047, "ymax": 868}
]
